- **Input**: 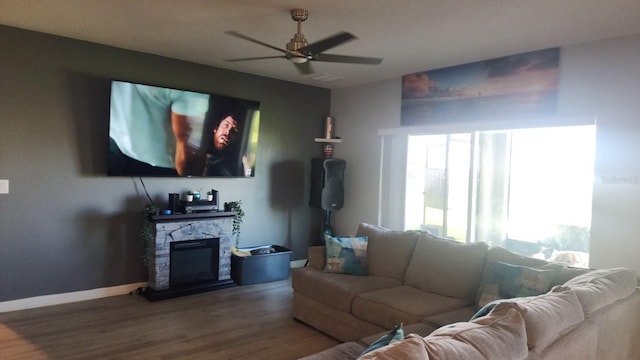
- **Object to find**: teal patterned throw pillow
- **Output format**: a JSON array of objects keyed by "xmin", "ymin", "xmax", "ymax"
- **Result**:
[
  {"xmin": 476, "ymin": 261, "xmax": 554, "ymax": 308},
  {"xmin": 358, "ymin": 323, "xmax": 404, "ymax": 357},
  {"xmin": 324, "ymin": 235, "xmax": 368, "ymax": 275}
]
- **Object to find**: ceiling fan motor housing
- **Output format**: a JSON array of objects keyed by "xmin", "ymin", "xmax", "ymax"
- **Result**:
[
  {"xmin": 287, "ymin": 9, "xmax": 309, "ymax": 53},
  {"xmin": 290, "ymin": 8, "xmax": 308, "ymax": 22},
  {"xmin": 287, "ymin": 33, "xmax": 308, "ymax": 52}
]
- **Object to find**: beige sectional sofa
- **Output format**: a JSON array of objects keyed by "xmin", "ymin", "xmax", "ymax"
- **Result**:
[{"xmin": 292, "ymin": 223, "xmax": 640, "ymax": 359}]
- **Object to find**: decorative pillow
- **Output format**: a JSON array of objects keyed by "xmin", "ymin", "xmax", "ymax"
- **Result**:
[
  {"xmin": 476, "ymin": 261, "xmax": 554, "ymax": 308},
  {"xmin": 324, "ymin": 235, "xmax": 368, "ymax": 275},
  {"xmin": 470, "ymin": 299, "xmax": 509, "ymax": 320},
  {"xmin": 358, "ymin": 324, "xmax": 404, "ymax": 358}
]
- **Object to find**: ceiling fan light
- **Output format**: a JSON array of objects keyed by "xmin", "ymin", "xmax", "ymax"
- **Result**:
[{"xmin": 290, "ymin": 57, "xmax": 308, "ymax": 64}]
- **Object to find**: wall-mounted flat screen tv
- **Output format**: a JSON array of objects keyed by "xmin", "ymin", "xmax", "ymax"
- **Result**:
[{"xmin": 108, "ymin": 80, "xmax": 261, "ymax": 177}]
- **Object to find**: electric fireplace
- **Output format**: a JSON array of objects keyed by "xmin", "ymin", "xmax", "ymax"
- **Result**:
[
  {"xmin": 144, "ymin": 212, "xmax": 236, "ymax": 301},
  {"xmin": 170, "ymin": 238, "xmax": 220, "ymax": 287}
]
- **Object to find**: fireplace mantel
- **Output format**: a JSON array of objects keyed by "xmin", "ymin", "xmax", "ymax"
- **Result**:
[
  {"xmin": 151, "ymin": 211, "xmax": 236, "ymax": 222},
  {"xmin": 143, "ymin": 212, "xmax": 236, "ymax": 301}
]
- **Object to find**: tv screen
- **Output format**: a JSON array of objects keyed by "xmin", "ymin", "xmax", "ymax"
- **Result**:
[{"xmin": 108, "ymin": 80, "xmax": 260, "ymax": 177}]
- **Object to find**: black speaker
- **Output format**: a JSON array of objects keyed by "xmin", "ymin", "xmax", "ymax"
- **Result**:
[
  {"xmin": 168, "ymin": 193, "xmax": 180, "ymax": 213},
  {"xmin": 209, "ymin": 189, "xmax": 218, "ymax": 210},
  {"xmin": 309, "ymin": 158, "xmax": 346, "ymax": 210}
]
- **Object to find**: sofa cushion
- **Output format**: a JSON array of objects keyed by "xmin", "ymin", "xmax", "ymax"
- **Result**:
[
  {"xmin": 324, "ymin": 235, "xmax": 368, "ymax": 275},
  {"xmin": 422, "ymin": 306, "xmax": 478, "ymax": 327},
  {"xmin": 425, "ymin": 308, "xmax": 528, "ymax": 359},
  {"xmin": 476, "ymin": 261, "xmax": 555, "ymax": 307},
  {"xmin": 555, "ymin": 267, "xmax": 638, "ymax": 314},
  {"xmin": 359, "ymin": 334, "xmax": 430, "ymax": 359},
  {"xmin": 307, "ymin": 246, "xmax": 326, "ymax": 270},
  {"xmin": 291, "ymin": 267, "xmax": 401, "ymax": 312},
  {"xmin": 361, "ymin": 309, "xmax": 528, "ymax": 360},
  {"xmin": 526, "ymin": 319, "xmax": 598, "ymax": 360},
  {"xmin": 357, "ymin": 223, "xmax": 419, "ymax": 282},
  {"xmin": 404, "ymin": 232, "xmax": 488, "ymax": 302},
  {"xmin": 485, "ymin": 246, "xmax": 589, "ymax": 286},
  {"xmin": 352, "ymin": 285, "xmax": 471, "ymax": 329},
  {"xmin": 486, "ymin": 246, "xmax": 550, "ymax": 268},
  {"xmin": 492, "ymin": 289, "xmax": 584, "ymax": 348},
  {"xmin": 542, "ymin": 262, "xmax": 591, "ymax": 285}
]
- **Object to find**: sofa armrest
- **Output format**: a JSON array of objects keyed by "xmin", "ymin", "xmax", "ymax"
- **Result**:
[{"xmin": 308, "ymin": 246, "xmax": 326, "ymax": 270}]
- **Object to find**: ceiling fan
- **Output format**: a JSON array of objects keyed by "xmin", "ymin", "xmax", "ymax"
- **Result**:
[{"xmin": 225, "ymin": 8, "xmax": 383, "ymax": 75}]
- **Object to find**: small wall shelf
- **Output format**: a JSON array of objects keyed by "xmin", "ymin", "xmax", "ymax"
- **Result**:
[{"xmin": 314, "ymin": 138, "xmax": 342, "ymax": 143}]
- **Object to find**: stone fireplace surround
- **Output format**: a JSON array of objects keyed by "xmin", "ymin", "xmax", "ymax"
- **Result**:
[{"xmin": 145, "ymin": 212, "xmax": 236, "ymax": 300}]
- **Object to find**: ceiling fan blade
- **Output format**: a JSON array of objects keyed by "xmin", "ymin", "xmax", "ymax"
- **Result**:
[
  {"xmin": 314, "ymin": 53, "xmax": 383, "ymax": 65},
  {"xmin": 294, "ymin": 61, "xmax": 314, "ymax": 75},
  {"xmin": 225, "ymin": 55, "xmax": 287, "ymax": 62},
  {"xmin": 300, "ymin": 31, "xmax": 356, "ymax": 55},
  {"xmin": 225, "ymin": 30, "xmax": 289, "ymax": 54}
]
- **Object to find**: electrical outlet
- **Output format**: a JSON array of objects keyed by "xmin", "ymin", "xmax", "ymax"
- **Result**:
[{"xmin": 0, "ymin": 179, "xmax": 9, "ymax": 194}]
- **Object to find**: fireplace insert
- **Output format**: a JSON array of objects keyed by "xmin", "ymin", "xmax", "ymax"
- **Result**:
[{"xmin": 170, "ymin": 238, "xmax": 219, "ymax": 287}]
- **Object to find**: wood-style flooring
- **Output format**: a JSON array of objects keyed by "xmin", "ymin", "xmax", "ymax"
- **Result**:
[{"xmin": 0, "ymin": 279, "xmax": 339, "ymax": 359}]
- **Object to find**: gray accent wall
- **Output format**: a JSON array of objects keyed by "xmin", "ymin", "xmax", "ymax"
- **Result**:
[{"xmin": 0, "ymin": 25, "xmax": 328, "ymax": 302}]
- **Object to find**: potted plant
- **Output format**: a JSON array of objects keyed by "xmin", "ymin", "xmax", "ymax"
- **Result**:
[
  {"xmin": 225, "ymin": 200, "xmax": 245, "ymax": 248},
  {"xmin": 187, "ymin": 189, "xmax": 201, "ymax": 202}
]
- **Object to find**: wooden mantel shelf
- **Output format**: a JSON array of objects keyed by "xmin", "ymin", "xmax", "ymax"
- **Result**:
[
  {"xmin": 314, "ymin": 137, "xmax": 342, "ymax": 143},
  {"xmin": 151, "ymin": 211, "xmax": 236, "ymax": 222}
]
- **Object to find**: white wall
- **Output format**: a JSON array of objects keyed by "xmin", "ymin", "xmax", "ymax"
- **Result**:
[
  {"xmin": 559, "ymin": 34, "xmax": 640, "ymax": 272},
  {"xmin": 329, "ymin": 79, "xmax": 402, "ymax": 233},
  {"xmin": 331, "ymin": 33, "xmax": 640, "ymax": 273}
]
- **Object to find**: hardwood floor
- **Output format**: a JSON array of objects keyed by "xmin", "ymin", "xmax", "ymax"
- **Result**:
[{"xmin": 0, "ymin": 280, "xmax": 339, "ymax": 359}]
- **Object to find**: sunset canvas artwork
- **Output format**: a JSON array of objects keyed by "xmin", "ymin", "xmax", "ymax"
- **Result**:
[{"xmin": 401, "ymin": 48, "xmax": 560, "ymax": 126}]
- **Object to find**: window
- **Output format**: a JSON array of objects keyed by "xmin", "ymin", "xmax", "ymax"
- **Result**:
[{"xmin": 404, "ymin": 125, "xmax": 595, "ymax": 267}]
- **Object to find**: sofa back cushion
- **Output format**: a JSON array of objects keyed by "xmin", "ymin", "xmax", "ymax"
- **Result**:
[
  {"xmin": 426, "ymin": 308, "xmax": 528, "ymax": 359},
  {"xmin": 404, "ymin": 232, "xmax": 488, "ymax": 302},
  {"xmin": 555, "ymin": 267, "xmax": 638, "ymax": 315},
  {"xmin": 492, "ymin": 289, "xmax": 584, "ymax": 348},
  {"xmin": 486, "ymin": 246, "xmax": 550, "ymax": 268},
  {"xmin": 306, "ymin": 246, "xmax": 326, "ymax": 270},
  {"xmin": 357, "ymin": 223, "xmax": 419, "ymax": 281},
  {"xmin": 484, "ymin": 246, "xmax": 589, "ymax": 286},
  {"xmin": 542, "ymin": 262, "xmax": 591, "ymax": 286},
  {"xmin": 475, "ymin": 261, "xmax": 555, "ymax": 308},
  {"xmin": 358, "ymin": 334, "xmax": 430, "ymax": 359},
  {"xmin": 360, "ymin": 309, "xmax": 528, "ymax": 360}
]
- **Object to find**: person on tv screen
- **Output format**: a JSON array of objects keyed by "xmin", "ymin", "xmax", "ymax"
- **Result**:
[
  {"xmin": 108, "ymin": 81, "xmax": 208, "ymax": 176},
  {"xmin": 202, "ymin": 113, "xmax": 244, "ymax": 176}
]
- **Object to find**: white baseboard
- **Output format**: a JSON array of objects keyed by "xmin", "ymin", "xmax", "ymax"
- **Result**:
[
  {"xmin": 0, "ymin": 282, "xmax": 148, "ymax": 313},
  {"xmin": 1, "ymin": 262, "xmax": 307, "ymax": 313},
  {"xmin": 290, "ymin": 259, "xmax": 307, "ymax": 268}
]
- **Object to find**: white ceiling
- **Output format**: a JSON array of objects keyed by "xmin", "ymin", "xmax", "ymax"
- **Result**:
[{"xmin": 2, "ymin": 0, "xmax": 640, "ymax": 89}]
